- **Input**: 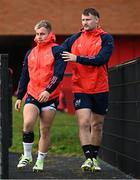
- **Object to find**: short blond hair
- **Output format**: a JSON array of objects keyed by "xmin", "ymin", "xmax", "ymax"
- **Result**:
[{"xmin": 34, "ymin": 20, "xmax": 52, "ymax": 33}]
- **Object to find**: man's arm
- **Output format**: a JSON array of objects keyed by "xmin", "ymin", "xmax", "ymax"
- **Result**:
[
  {"xmin": 17, "ymin": 50, "xmax": 30, "ymax": 100},
  {"xmin": 62, "ymin": 32, "xmax": 81, "ymax": 51},
  {"xmin": 76, "ymin": 34, "xmax": 114, "ymax": 66},
  {"xmin": 62, "ymin": 34, "xmax": 114, "ymax": 66},
  {"xmin": 46, "ymin": 46, "xmax": 67, "ymax": 93}
]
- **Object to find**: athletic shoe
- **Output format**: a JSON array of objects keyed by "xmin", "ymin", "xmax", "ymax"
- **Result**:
[
  {"xmin": 81, "ymin": 158, "xmax": 93, "ymax": 171},
  {"xmin": 92, "ymin": 158, "xmax": 101, "ymax": 171},
  {"xmin": 33, "ymin": 159, "xmax": 44, "ymax": 172},
  {"xmin": 17, "ymin": 154, "xmax": 32, "ymax": 168}
]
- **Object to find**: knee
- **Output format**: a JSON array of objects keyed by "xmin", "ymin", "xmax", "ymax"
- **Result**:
[
  {"xmin": 24, "ymin": 121, "xmax": 34, "ymax": 132},
  {"xmin": 92, "ymin": 121, "xmax": 103, "ymax": 131},
  {"xmin": 79, "ymin": 119, "xmax": 90, "ymax": 130},
  {"xmin": 40, "ymin": 126, "xmax": 51, "ymax": 139}
]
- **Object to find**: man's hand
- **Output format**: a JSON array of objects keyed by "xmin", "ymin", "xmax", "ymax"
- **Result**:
[
  {"xmin": 61, "ymin": 51, "xmax": 77, "ymax": 62},
  {"xmin": 15, "ymin": 99, "xmax": 22, "ymax": 111},
  {"xmin": 38, "ymin": 90, "xmax": 50, "ymax": 103}
]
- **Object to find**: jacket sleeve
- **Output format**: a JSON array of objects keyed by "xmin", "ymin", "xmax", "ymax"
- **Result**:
[
  {"xmin": 61, "ymin": 32, "xmax": 81, "ymax": 51},
  {"xmin": 17, "ymin": 50, "xmax": 31, "ymax": 100},
  {"xmin": 46, "ymin": 46, "xmax": 67, "ymax": 93},
  {"xmin": 76, "ymin": 34, "xmax": 114, "ymax": 66}
]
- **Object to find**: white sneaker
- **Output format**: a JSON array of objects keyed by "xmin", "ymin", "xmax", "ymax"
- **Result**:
[
  {"xmin": 92, "ymin": 158, "xmax": 101, "ymax": 171},
  {"xmin": 33, "ymin": 159, "xmax": 44, "ymax": 172},
  {"xmin": 81, "ymin": 158, "xmax": 93, "ymax": 171},
  {"xmin": 17, "ymin": 154, "xmax": 32, "ymax": 168}
]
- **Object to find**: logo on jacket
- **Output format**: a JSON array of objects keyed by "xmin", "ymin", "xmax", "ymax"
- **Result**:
[
  {"xmin": 31, "ymin": 56, "xmax": 35, "ymax": 60},
  {"xmin": 78, "ymin": 43, "xmax": 82, "ymax": 48}
]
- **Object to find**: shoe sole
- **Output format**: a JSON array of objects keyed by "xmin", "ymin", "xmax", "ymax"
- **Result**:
[
  {"xmin": 81, "ymin": 166, "xmax": 101, "ymax": 172},
  {"xmin": 92, "ymin": 167, "xmax": 101, "ymax": 172},
  {"xmin": 17, "ymin": 162, "xmax": 32, "ymax": 169},
  {"xmin": 81, "ymin": 166, "xmax": 92, "ymax": 172},
  {"xmin": 17, "ymin": 166, "xmax": 25, "ymax": 169}
]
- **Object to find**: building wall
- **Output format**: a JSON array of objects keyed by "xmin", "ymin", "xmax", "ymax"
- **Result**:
[{"xmin": 1, "ymin": 0, "xmax": 140, "ymax": 35}]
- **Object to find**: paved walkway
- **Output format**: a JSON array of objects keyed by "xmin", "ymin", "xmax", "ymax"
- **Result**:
[{"xmin": 9, "ymin": 153, "xmax": 133, "ymax": 179}]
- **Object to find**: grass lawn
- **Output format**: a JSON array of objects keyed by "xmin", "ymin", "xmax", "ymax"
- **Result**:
[{"xmin": 10, "ymin": 96, "xmax": 82, "ymax": 156}]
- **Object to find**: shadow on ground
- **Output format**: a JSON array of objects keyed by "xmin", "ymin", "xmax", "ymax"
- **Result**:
[{"xmin": 9, "ymin": 153, "xmax": 133, "ymax": 179}]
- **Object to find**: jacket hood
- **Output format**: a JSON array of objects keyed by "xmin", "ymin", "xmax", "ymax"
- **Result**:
[
  {"xmin": 81, "ymin": 26, "xmax": 106, "ymax": 36},
  {"xmin": 34, "ymin": 32, "xmax": 56, "ymax": 46}
]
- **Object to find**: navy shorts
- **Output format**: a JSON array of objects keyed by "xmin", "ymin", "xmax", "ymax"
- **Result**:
[
  {"xmin": 25, "ymin": 94, "xmax": 59, "ymax": 113},
  {"xmin": 74, "ymin": 92, "xmax": 109, "ymax": 115}
]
